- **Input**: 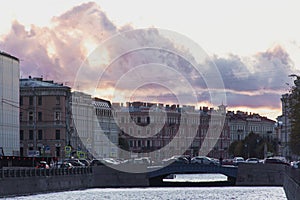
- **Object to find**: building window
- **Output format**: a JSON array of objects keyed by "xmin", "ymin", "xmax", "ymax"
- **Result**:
[
  {"xmin": 38, "ymin": 130, "xmax": 43, "ymax": 140},
  {"xmin": 56, "ymin": 147, "xmax": 60, "ymax": 157},
  {"xmin": 55, "ymin": 111, "xmax": 61, "ymax": 121},
  {"xmin": 29, "ymin": 130, "xmax": 33, "ymax": 140},
  {"xmin": 129, "ymin": 140, "xmax": 133, "ymax": 147},
  {"xmin": 20, "ymin": 96, "xmax": 23, "ymax": 106},
  {"xmin": 20, "ymin": 130, "xmax": 24, "ymax": 140},
  {"xmin": 38, "ymin": 96, "xmax": 42, "ymax": 106},
  {"xmin": 55, "ymin": 130, "xmax": 60, "ymax": 140},
  {"xmin": 20, "ymin": 112, "xmax": 23, "ymax": 122},
  {"xmin": 29, "ymin": 111, "xmax": 34, "ymax": 122},
  {"xmin": 56, "ymin": 96, "xmax": 60, "ymax": 105},
  {"xmin": 38, "ymin": 112, "xmax": 42, "ymax": 121},
  {"xmin": 29, "ymin": 96, "xmax": 33, "ymax": 106},
  {"xmin": 20, "ymin": 147, "xmax": 24, "ymax": 157}
]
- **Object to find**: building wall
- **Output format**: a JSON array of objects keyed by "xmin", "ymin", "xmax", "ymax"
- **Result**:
[
  {"xmin": 71, "ymin": 91, "xmax": 94, "ymax": 159},
  {"xmin": 20, "ymin": 78, "xmax": 71, "ymax": 159},
  {"xmin": 93, "ymin": 98, "xmax": 119, "ymax": 158},
  {"xmin": 0, "ymin": 52, "xmax": 20, "ymax": 156},
  {"xmin": 116, "ymin": 103, "xmax": 230, "ymax": 160},
  {"xmin": 228, "ymin": 111, "xmax": 276, "ymax": 145}
]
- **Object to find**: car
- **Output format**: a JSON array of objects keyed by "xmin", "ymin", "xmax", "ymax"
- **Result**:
[
  {"xmin": 246, "ymin": 158, "xmax": 260, "ymax": 164},
  {"xmin": 162, "ymin": 156, "xmax": 189, "ymax": 165},
  {"xmin": 191, "ymin": 156, "xmax": 217, "ymax": 165},
  {"xmin": 264, "ymin": 157, "xmax": 289, "ymax": 165},
  {"xmin": 36, "ymin": 161, "xmax": 50, "ymax": 169},
  {"xmin": 64, "ymin": 159, "xmax": 85, "ymax": 167},
  {"xmin": 90, "ymin": 159, "xmax": 105, "ymax": 166},
  {"xmin": 291, "ymin": 161, "xmax": 300, "ymax": 169},
  {"xmin": 222, "ymin": 158, "xmax": 234, "ymax": 165},
  {"xmin": 79, "ymin": 159, "xmax": 90, "ymax": 166},
  {"xmin": 233, "ymin": 157, "xmax": 245, "ymax": 165},
  {"xmin": 133, "ymin": 157, "xmax": 151, "ymax": 165}
]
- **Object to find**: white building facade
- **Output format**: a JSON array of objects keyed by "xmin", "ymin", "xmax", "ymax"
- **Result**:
[{"xmin": 0, "ymin": 52, "xmax": 20, "ymax": 156}]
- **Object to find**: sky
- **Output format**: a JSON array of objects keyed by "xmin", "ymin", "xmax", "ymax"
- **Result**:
[{"xmin": 1, "ymin": 0, "xmax": 300, "ymax": 120}]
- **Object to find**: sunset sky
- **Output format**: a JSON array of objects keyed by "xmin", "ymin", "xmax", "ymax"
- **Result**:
[{"xmin": 1, "ymin": 0, "xmax": 300, "ymax": 120}]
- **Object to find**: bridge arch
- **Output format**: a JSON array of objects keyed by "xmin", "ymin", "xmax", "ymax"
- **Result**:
[{"xmin": 147, "ymin": 163, "xmax": 237, "ymax": 186}]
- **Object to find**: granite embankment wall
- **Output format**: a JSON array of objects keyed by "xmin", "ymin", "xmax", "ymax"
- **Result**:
[
  {"xmin": 2, "ymin": 163, "xmax": 300, "ymax": 198},
  {"xmin": 283, "ymin": 166, "xmax": 300, "ymax": 200},
  {"xmin": 0, "ymin": 167, "xmax": 93, "ymax": 197},
  {"xmin": 0, "ymin": 165, "xmax": 149, "ymax": 197},
  {"xmin": 236, "ymin": 163, "xmax": 285, "ymax": 186}
]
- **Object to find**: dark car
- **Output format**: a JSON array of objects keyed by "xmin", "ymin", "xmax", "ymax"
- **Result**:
[
  {"xmin": 64, "ymin": 159, "xmax": 85, "ymax": 167},
  {"xmin": 79, "ymin": 159, "xmax": 90, "ymax": 166},
  {"xmin": 36, "ymin": 161, "xmax": 50, "ymax": 169},
  {"xmin": 162, "ymin": 156, "xmax": 189, "ymax": 165},
  {"xmin": 264, "ymin": 157, "xmax": 289, "ymax": 165},
  {"xmin": 90, "ymin": 159, "xmax": 105, "ymax": 166}
]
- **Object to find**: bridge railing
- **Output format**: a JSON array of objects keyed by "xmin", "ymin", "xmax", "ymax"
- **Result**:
[{"xmin": 0, "ymin": 167, "xmax": 92, "ymax": 179}]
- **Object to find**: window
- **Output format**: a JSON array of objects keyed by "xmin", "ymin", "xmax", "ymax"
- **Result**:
[
  {"xmin": 56, "ymin": 96, "xmax": 60, "ymax": 105},
  {"xmin": 38, "ymin": 112, "xmax": 42, "ymax": 121},
  {"xmin": 29, "ymin": 130, "xmax": 33, "ymax": 140},
  {"xmin": 147, "ymin": 117, "xmax": 150, "ymax": 124},
  {"xmin": 38, "ymin": 130, "xmax": 43, "ymax": 140},
  {"xmin": 20, "ymin": 147, "xmax": 24, "ymax": 157},
  {"xmin": 20, "ymin": 112, "xmax": 23, "ymax": 122},
  {"xmin": 55, "ymin": 111, "xmax": 61, "ymax": 121},
  {"xmin": 29, "ymin": 96, "xmax": 33, "ymax": 106},
  {"xmin": 55, "ymin": 130, "xmax": 60, "ymax": 140},
  {"xmin": 20, "ymin": 96, "xmax": 23, "ymax": 106},
  {"xmin": 38, "ymin": 96, "xmax": 42, "ymax": 106},
  {"xmin": 29, "ymin": 111, "xmax": 34, "ymax": 121},
  {"xmin": 129, "ymin": 140, "xmax": 133, "ymax": 147},
  {"xmin": 20, "ymin": 130, "xmax": 24, "ymax": 140},
  {"xmin": 56, "ymin": 147, "xmax": 60, "ymax": 157}
]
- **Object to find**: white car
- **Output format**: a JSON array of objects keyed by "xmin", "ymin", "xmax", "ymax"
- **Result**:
[
  {"xmin": 246, "ymin": 158, "xmax": 259, "ymax": 164},
  {"xmin": 191, "ymin": 156, "xmax": 216, "ymax": 165},
  {"xmin": 233, "ymin": 157, "xmax": 245, "ymax": 165}
]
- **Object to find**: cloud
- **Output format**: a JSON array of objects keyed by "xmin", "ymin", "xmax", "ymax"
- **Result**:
[
  {"xmin": 211, "ymin": 45, "xmax": 299, "ymax": 109},
  {"xmin": 0, "ymin": 2, "xmax": 117, "ymax": 83},
  {"xmin": 0, "ymin": 2, "xmax": 299, "ymax": 117}
]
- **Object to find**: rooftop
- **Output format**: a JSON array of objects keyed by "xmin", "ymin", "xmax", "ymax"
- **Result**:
[
  {"xmin": 0, "ymin": 51, "xmax": 19, "ymax": 61},
  {"xmin": 20, "ymin": 77, "xmax": 69, "ymax": 88}
]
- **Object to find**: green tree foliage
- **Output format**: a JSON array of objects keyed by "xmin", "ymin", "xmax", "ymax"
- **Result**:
[
  {"xmin": 228, "ymin": 132, "xmax": 277, "ymax": 159},
  {"xmin": 288, "ymin": 77, "xmax": 300, "ymax": 155}
]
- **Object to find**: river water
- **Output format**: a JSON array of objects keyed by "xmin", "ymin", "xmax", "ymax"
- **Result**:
[{"xmin": 6, "ymin": 174, "xmax": 287, "ymax": 200}]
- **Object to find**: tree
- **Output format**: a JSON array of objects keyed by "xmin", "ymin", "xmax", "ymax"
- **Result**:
[
  {"xmin": 288, "ymin": 76, "xmax": 300, "ymax": 155},
  {"xmin": 228, "ymin": 132, "xmax": 277, "ymax": 159}
]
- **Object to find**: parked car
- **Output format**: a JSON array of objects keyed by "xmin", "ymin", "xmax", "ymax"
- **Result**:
[
  {"xmin": 191, "ymin": 156, "xmax": 217, "ymax": 165},
  {"xmin": 133, "ymin": 157, "xmax": 151, "ymax": 165},
  {"xmin": 79, "ymin": 159, "xmax": 90, "ymax": 166},
  {"xmin": 90, "ymin": 159, "xmax": 105, "ymax": 166},
  {"xmin": 162, "ymin": 156, "xmax": 189, "ymax": 165},
  {"xmin": 64, "ymin": 159, "xmax": 85, "ymax": 167},
  {"xmin": 291, "ymin": 161, "xmax": 300, "ymax": 169},
  {"xmin": 246, "ymin": 158, "xmax": 260, "ymax": 164},
  {"xmin": 264, "ymin": 157, "xmax": 289, "ymax": 165},
  {"xmin": 222, "ymin": 158, "xmax": 234, "ymax": 165},
  {"xmin": 233, "ymin": 157, "xmax": 245, "ymax": 165},
  {"xmin": 36, "ymin": 161, "xmax": 50, "ymax": 169},
  {"xmin": 61, "ymin": 162, "xmax": 74, "ymax": 169}
]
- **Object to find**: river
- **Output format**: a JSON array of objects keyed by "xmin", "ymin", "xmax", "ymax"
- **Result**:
[{"xmin": 5, "ymin": 174, "xmax": 287, "ymax": 200}]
